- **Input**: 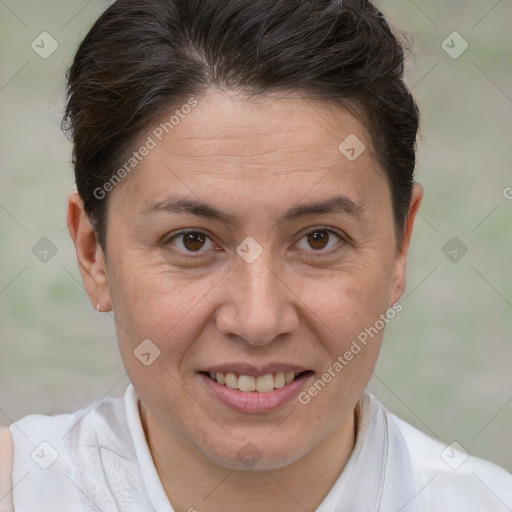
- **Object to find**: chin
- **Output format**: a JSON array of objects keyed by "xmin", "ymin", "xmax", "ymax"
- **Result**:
[{"xmin": 201, "ymin": 437, "xmax": 307, "ymax": 471}]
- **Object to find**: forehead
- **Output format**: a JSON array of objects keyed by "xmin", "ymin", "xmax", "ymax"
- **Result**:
[
  {"xmin": 117, "ymin": 91, "xmax": 388, "ymax": 214},
  {"xmin": 156, "ymin": 92, "xmax": 373, "ymax": 164}
]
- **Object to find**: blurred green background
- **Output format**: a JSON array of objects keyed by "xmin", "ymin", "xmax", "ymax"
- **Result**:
[{"xmin": 0, "ymin": 0, "xmax": 511, "ymax": 472}]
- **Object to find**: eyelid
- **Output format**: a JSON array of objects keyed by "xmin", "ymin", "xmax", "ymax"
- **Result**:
[
  {"xmin": 163, "ymin": 226, "xmax": 349, "ymax": 256},
  {"xmin": 293, "ymin": 226, "xmax": 347, "ymax": 254},
  {"xmin": 163, "ymin": 229, "xmax": 218, "ymax": 254}
]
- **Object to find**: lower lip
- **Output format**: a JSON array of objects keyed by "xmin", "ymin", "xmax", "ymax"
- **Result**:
[{"xmin": 198, "ymin": 372, "xmax": 314, "ymax": 414}]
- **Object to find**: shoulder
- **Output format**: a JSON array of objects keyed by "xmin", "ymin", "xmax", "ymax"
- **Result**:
[
  {"xmin": 11, "ymin": 410, "xmax": 72, "ymax": 435},
  {"xmin": 7, "ymin": 389, "xmax": 137, "ymax": 511},
  {"xmin": 0, "ymin": 426, "xmax": 14, "ymax": 512},
  {"xmin": 8, "ymin": 392, "xmax": 130, "ymax": 510},
  {"xmin": 373, "ymin": 395, "xmax": 512, "ymax": 510},
  {"xmin": 8, "ymin": 393, "xmax": 129, "ymax": 468},
  {"xmin": 8, "ymin": 411, "xmax": 81, "ymax": 508},
  {"xmin": 9, "ymin": 411, "xmax": 72, "ymax": 466}
]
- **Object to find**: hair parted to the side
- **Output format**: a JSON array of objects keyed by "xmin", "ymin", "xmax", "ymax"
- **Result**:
[{"xmin": 62, "ymin": 0, "xmax": 419, "ymax": 251}]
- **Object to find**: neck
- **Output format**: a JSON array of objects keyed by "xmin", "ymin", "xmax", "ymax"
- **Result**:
[{"xmin": 140, "ymin": 404, "xmax": 359, "ymax": 512}]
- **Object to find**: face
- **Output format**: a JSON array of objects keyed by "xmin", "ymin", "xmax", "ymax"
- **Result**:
[{"xmin": 69, "ymin": 91, "xmax": 421, "ymax": 470}]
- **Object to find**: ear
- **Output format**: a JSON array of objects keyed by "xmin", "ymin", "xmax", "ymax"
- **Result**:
[
  {"xmin": 67, "ymin": 190, "xmax": 112, "ymax": 312},
  {"xmin": 388, "ymin": 183, "xmax": 423, "ymax": 306}
]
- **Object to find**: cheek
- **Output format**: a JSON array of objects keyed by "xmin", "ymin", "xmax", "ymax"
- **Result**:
[
  {"xmin": 108, "ymin": 257, "xmax": 220, "ymax": 361},
  {"xmin": 303, "ymin": 258, "xmax": 394, "ymax": 350},
  {"xmin": 296, "ymin": 270, "xmax": 390, "ymax": 422}
]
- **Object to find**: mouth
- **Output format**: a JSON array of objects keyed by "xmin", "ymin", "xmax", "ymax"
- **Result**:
[
  {"xmin": 200, "ymin": 370, "xmax": 313, "ymax": 393},
  {"xmin": 197, "ymin": 366, "xmax": 315, "ymax": 414}
]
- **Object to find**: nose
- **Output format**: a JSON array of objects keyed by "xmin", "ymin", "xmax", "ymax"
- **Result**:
[{"xmin": 215, "ymin": 255, "xmax": 299, "ymax": 346}]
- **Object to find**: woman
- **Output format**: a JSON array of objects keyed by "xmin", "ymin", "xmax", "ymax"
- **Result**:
[{"xmin": 1, "ymin": 0, "xmax": 510, "ymax": 510}]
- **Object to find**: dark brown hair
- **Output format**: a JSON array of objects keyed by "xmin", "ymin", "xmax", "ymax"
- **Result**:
[{"xmin": 63, "ymin": 0, "xmax": 419, "ymax": 250}]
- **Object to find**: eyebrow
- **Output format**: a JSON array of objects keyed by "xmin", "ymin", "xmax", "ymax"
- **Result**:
[{"xmin": 139, "ymin": 195, "xmax": 365, "ymax": 224}]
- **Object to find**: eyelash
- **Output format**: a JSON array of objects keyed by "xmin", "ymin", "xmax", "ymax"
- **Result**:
[{"xmin": 163, "ymin": 227, "xmax": 347, "ymax": 259}]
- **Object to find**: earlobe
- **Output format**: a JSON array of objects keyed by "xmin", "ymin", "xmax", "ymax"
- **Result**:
[
  {"xmin": 388, "ymin": 183, "xmax": 424, "ymax": 306},
  {"xmin": 67, "ymin": 191, "xmax": 112, "ymax": 312}
]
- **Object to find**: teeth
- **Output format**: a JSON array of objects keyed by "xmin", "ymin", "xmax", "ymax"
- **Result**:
[
  {"xmin": 255, "ymin": 374, "xmax": 274, "ymax": 392},
  {"xmin": 225, "ymin": 372, "xmax": 238, "ymax": 389},
  {"xmin": 208, "ymin": 371, "xmax": 303, "ymax": 392},
  {"xmin": 238, "ymin": 375, "xmax": 256, "ymax": 392},
  {"xmin": 274, "ymin": 371, "xmax": 286, "ymax": 389}
]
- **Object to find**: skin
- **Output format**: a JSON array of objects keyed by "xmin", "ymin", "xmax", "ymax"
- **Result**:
[{"xmin": 68, "ymin": 90, "xmax": 422, "ymax": 511}]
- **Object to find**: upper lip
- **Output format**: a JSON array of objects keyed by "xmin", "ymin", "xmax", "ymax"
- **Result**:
[{"xmin": 201, "ymin": 363, "xmax": 312, "ymax": 376}]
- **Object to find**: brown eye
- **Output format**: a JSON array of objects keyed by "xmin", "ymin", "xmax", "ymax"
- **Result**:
[
  {"xmin": 166, "ymin": 230, "xmax": 215, "ymax": 254},
  {"xmin": 307, "ymin": 230, "xmax": 330, "ymax": 250},
  {"xmin": 182, "ymin": 232, "xmax": 206, "ymax": 251},
  {"xmin": 295, "ymin": 228, "xmax": 343, "ymax": 254}
]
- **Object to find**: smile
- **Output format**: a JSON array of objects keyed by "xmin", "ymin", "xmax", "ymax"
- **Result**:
[
  {"xmin": 198, "ymin": 368, "xmax": 315, "ymax": 413},
  {"xmin": 204, "ymin": 370, "xmax": 309, "ymax": 393}
]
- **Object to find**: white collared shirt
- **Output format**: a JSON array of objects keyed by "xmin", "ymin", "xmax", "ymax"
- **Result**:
[{"xmin": 9, "ymin": 384, "xmax": 512, "ymax": 511}]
